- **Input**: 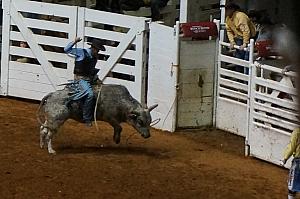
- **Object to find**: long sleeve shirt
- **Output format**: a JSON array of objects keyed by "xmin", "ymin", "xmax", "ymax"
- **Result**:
[
  {"xmin": 284, "ymin": 128, "xmax": 300, "ymax": 160},
  {"xmin": 64, "ymin": 41, "xmax": 93, "ymax": 62},
  {"xmin": 225, "ymin": 11, "xmax": 256, "ymax": 45}
]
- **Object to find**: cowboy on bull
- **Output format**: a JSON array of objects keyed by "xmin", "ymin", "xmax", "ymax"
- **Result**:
[{"xmin": 64, "ymin": 37, "xmax": 106, "ymax": 127}]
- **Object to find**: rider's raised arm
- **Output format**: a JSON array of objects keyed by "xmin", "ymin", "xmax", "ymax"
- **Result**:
[{"xmin": 64, "ymin": 40, "xmax": 85, "ymax": 61}]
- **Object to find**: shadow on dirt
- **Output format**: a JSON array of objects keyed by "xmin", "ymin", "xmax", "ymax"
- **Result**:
[{"xmin": 56, "ymin": 145, "xmax": 172, "ymax": 159}]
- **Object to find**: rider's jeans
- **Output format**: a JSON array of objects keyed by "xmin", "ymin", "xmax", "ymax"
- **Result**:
[{"xmin": 79, "ymin": 79, "xmax": 94, "ymax": 123}]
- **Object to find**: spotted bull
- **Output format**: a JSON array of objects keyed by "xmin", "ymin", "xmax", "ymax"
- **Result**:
[{"xmin": 37, "ymin": 84, "xmax": 158, "ymax": 154}]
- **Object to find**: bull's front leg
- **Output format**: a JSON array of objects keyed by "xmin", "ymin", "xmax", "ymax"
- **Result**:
[{"xmin": 112, "ymin": 123, "xmax": 122, "ymax": 144}]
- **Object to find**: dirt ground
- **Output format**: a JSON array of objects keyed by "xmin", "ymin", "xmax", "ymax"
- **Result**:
[{"xmin": 0, "ymin": 97, "xmax": 293, "ymax": 199}]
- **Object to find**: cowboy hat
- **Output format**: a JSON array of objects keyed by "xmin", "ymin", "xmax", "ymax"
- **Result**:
[{"xmin": 88, "ymin": 39, "xmax": 106, "ymax": 51}]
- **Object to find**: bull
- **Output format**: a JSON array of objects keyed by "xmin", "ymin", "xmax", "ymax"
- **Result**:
[{"xmin": 37, "ymin": 83, "xmax": 158, "ymax": 154}]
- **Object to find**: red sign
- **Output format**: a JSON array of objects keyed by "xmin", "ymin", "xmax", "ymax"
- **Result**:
[{"xmin": 180, "ymin": 22, "xmax": 218, "ymax": 40}]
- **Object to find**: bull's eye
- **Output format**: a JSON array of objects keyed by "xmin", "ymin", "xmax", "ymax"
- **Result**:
[{"xmin": 137, "ymin": 119, "xmax": 144, "ymax": 126}]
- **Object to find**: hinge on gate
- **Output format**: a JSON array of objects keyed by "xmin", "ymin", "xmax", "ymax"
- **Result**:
[
  {"xmin": 245, "ymin": 140, "xmax": 250, "ymax": 156},
  {"xmin": 171, "ymin": 63, "xmax": 179, "ymax": 76}
]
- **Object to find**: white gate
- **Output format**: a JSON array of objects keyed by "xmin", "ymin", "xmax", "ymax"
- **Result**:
[
  {"xmin": 1, "ymin": 0, "xmax": 77, "ymax": 99},
  {"xmin": 249, "ymin": 62, "xmax": 299, "ymax": 166},
  {"xmin": 79, "ymin": 8, "xmax": 149, "ymax": 103},
  {"xmin": 215, "ymin": 39, "xmax": 254, "ymax": 137},
  {"xmin": 215, "ymin": 31, "xmax": 299, "ymax": 165},
  {"xmin": 1, "ymin": 0, "xmax": 148, "ymax": 102},
  {"xmin": 147, "ymin": 22, "xmax": 179, "ymax": 132}
]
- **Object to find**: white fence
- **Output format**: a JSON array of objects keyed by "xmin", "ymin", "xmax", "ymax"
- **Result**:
[
  {"xmin": 215, "ymin": 35, "xmax": 254, "ymax": 137},
  {"xmin": 79, "ymin": 8, "xmax": 149, "ymax": 103},
  {"xmin": 147, "ymin": 22, "xmax": 179, "ymax": 132},
  {"xmin": 0, "ymin": 0, "xmax": 179, "ymax": 132},
  {"xmin": 249, "ymin": 62, "xmax": 298, "ymax": 166},
  {"xmin": 1, "ymin": 0, "xmax": 77, "ymax": 99},
  {"xmin": 215, "ymin": 31, "xmax": 299, "ymax": 166},
  {"xmin": 1, "ymin": 0, "xmax": 148, "ymax": 102}
]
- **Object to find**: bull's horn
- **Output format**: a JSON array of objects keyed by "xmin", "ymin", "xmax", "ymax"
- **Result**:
[{"xmin": 148, "ymin": 104, "xmax": 158, "ymax": 112}]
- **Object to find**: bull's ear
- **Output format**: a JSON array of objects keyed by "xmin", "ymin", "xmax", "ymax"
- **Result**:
[{"xmin": 148, "ymin": 104, "xmax": 158, "ymax": 112}]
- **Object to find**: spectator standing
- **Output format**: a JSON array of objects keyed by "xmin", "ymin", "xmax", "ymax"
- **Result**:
[{"xmin": 225, "ymin": 3, "xmax": 256, "ymax": 64}]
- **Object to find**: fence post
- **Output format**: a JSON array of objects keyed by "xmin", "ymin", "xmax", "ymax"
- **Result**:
[
  {"xmin": 172, "ymin": 21, "xmax": 180, "ymax": 132},
  {"xmin": 245, "ymin": 39, "xmax": 255, "ymax": 156},
  {"xmin": 213, "ymin": 19, "xmax": 220, "ymax": 127},
  {"xmin": 133, "ymin": 19, "xmax": 149, "ymax": 104},
  {"xmin": 0, "ymin": 0, "xmax": 11, "ymax": 96}
]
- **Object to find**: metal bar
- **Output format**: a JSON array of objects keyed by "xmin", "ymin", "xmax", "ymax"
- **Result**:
[
  {"xmin": 219, "ymin": 68, "xmax": 249, "ymax": 81},
  {"xmin": 212, "ymin": 19, "xmax": 220, "ymax": 127},
  {"xmin": 220, "ymin": 41, "xmax": 250, "ymax": 51},
  {"xmin": 253, "ymin": 112, "xmax": 298, "ymax": 131},
  {"xmin": 254, "ymin": 61, "xmax": 297, "ymax": 77},
  {"xmin": 219, "ymin": 87, "xmax": 248, "ymax": 101},
  {"xmin": 220, "ymin": 54, "xmax": 250, "ymax": 67}
]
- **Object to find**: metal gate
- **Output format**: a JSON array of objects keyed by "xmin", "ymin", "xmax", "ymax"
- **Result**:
[
  {"xmin": 249, "ymin": 62, "xmax": 298, "ymax": 167},
  {"xmin": 147, "ymin": 22, "xmax": 179, "ymax": 132},
  {"xmin": 1, "ymin": 0, "xmax": 77, "ymax": 99},
  {"xmin": 0, "ymin": 0, "xmax": 148, "ymax": 102},
  {"xmin": 215, "ymin": 37, "xmax": 254, "ymax": 137},
  {"xmin": 215, "ymin": 29, "xmax": 299, "ymax": 166}
]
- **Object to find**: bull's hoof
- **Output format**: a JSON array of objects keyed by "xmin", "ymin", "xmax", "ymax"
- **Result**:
[
  {"xmin": 48, "ymin": 149, "xmax": 56, "ymax": 155},
  {"xmin": 113, "ymin": 135, "xmax": 120, "ymax": 144}
]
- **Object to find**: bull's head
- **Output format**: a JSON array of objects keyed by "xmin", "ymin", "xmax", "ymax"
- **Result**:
[{"xmin": 127, "ymin": 104, "xmax": 158, "ymax": 139}]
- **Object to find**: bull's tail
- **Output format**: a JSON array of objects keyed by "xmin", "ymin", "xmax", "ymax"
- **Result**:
[{"xmin": 36, "ymin": 93, "xmax": 52, "ymax": 126}]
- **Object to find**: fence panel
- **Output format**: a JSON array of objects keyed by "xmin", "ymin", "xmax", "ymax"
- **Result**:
[
  {"xmin": 78, "ymin": 7, "xmax": 149, "ymax": 103},
  {"xmin": 249, "ymin": 62, "xmax": 299, "ymax": 166},
  {"xmin": 147, "ymin": 22, "xmax": 179, "ymax": 132},
  {"xmin": 215, "ymin": 39, "xmax": 254, "ymax": 137},
  {"xmin": 1, "ymin": 1, "xmax": 149, "ymax": 103},
  {"xmin": 1, "ymin": 0, "xmax": 77, "ymax": 99}
]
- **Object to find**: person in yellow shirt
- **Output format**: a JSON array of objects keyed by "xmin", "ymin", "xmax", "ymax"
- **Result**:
[
  {"xmin": 282, "ymin": 128, "xmax": 300, "ymax": 199},
  {"xmin": 225, "ymin": 3, "xmax": 256, "ymax": 73}
]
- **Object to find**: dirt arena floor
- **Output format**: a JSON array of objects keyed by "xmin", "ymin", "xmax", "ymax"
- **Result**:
[{"xmin": 0, "ymin": 97, "xmax": 294, "ymax": 199}]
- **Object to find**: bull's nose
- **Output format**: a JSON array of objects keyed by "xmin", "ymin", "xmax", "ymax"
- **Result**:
[{"xmin": 143, "ymin": 134, "xmax": 150, "ymax": 138}]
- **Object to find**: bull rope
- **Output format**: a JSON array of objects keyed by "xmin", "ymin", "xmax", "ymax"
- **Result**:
[{"xmin": 94, "ymin": 84, "xmax": 103, "ymax": 132}]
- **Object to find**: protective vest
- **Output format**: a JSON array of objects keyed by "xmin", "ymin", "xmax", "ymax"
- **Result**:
[{"xmin": 73, "ymin": 49, "xmax": 98, "ymax": 77}]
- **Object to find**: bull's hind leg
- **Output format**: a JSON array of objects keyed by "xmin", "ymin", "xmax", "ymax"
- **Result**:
[
  {"xmin": 112, "ymin": 123, "xmax": 122, "ymax": 144},
  {"xmin": 45, "ymin": 129, "xmax": 57, "ymax": 154},
  {"xmin": 44, "ymin": 104, "xmax": 69, "ymax": 154},
  {"xmin": 39, "ymin": 121, "xmax": 48, "ymax": 149},
  {"xmin": 40, "ymin": 126, "xmax": 48, "ymax": 149}
]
